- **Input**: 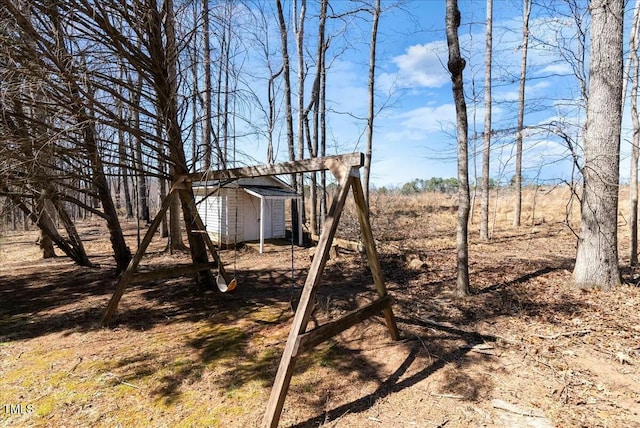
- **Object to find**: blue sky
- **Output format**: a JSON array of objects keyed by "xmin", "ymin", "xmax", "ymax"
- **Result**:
[{"xmin": 230, "ymin": 1, "xmax": 635, "ymax": 188}]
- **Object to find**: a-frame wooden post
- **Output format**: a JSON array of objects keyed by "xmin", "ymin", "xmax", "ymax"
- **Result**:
[
  {"xmin": 101, "ymin": 178, "xmax": 230, "ymax": 326},
  {"xmin": 262, "ymin": 161, "xmax": 399, "ymax": 428}
]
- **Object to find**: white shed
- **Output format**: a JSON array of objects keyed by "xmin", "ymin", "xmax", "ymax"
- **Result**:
[{"xmin": 193, "ymin": 176, "xmax": 302, "ymax": 253}]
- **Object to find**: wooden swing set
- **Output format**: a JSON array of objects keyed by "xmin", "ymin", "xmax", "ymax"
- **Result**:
[{"xmin": 100, "ymin": 152, "xmax": 400, "ymax": 428}]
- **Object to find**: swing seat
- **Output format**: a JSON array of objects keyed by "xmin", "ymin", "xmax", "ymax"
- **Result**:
[{"xmin": 216, "ymin": 275, "xmax": 237, "ymax": 292}]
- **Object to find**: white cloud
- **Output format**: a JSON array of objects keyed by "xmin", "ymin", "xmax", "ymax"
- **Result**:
[
  {"xmin": 495, "ymin": 89, "xmax": 519, "ymax": 103},
  {"xmin": 384, "ymin": 41, "xmax": 450, "ymax": 90},
  {"xmin": 397, "ymin": 103, "xmax": 457, "ymax": 134},
  {"xmin": 537, "ymin": 63, "xmax": 573, "ymax": 75},
  {"xmin": 495, "ymin": 80, "xmax": 554, "ymax": 102}
]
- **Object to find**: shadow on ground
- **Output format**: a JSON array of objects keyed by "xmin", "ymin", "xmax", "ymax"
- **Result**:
[{"xmin": 0, "ymin": 237, "xmax": 591, "ymax": 426}]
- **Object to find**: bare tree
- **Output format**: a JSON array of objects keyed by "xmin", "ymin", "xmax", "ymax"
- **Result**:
[
  {"xmin": 202, "ymin": 0, "xmax": 213, "ymax": 171},
  {"xmin": 513, "ymin": 0, "xmax": 531, "ymax": 227},
  {"xmin": 294, "ymin": 0, "xmax": 307, "ymax": 232},
  {"xmin": 363, "ymin": 0, "xmax": 381, "ymax": 208},
  {"xmin": 276, "ymin": 0, "xmax": 300, "ymax": 240},
  {"xmin": 480, "ymin": 0, "xmax": 493, "ymax": 241},
  {"xmin": 306, "ymin": 0, "xmax": 328, "ymax": 236},
  {"xmin": 446, "ymin": 0, "xmax": 470, "ymax": 296},
  {"xmin": 628, "ymin": 0, "xmax": 640, "ymax": 266},
  {"xmin": 131, "ymin": 72, "xmax": 150, "ymax": 224},
  {"xmin": 20, "ymin": 1, "xmax": 132, "ymax": 271},
  {"xmin": 573, "ymin": 0, "xmax": 624, "ymax": 290}
]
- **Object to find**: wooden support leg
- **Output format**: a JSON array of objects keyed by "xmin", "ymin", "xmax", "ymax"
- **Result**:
[
  {"xmin": 350, "ymin": 173, "xmax": 400, "ymax": 341},
  {"xmin": 262, "ymin": 168, "xmax": 353, "ymax": 428},
  {"xmin": 101, "ymin": 180, "xmax": 185, "ymax": 325}
]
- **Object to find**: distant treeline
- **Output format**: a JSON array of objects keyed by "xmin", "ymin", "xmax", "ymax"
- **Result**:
[
  {"xmin": 376, "ymin": 178, "xmax": 461, "ymax": 195},
  {"xmin": 377, "ymin": 176, "xmax": 536, "ymax": 195}
]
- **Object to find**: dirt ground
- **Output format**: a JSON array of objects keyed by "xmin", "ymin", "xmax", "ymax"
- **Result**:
[{"xmin": 1, "ymin": 188, "xmax": 640, "ymax": 427}]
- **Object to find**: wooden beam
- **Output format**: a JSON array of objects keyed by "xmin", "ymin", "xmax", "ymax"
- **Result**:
[
  {"xmin": 350, "ymin": 174, "xmax": 400, "ymax": 341},
  {"xmin": 293, "ymin": 295, "xmax": 393, "ymax": 356},
  {"xmin": 184, "ymin": 153, "xmax": 364, "ymax": 182},
  {"xmin": 262, "ymin": 167, "xmax": 355, "ymax": 428},
  {"xmin": 129, "ymin": 262, "xmax": 219, "ymax": 284},
  {"xmin": 311, "ymin": 234, "xmax": 364, "ymax": 253}
]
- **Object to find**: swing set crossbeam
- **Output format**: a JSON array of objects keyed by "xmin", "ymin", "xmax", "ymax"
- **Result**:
[{"xmin": 184, "ymin": 152, "xmax": 364, "ymax": 181}]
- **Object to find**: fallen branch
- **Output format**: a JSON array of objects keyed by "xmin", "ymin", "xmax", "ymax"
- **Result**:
[
  {"xmin": 531, "ymin": 329, "xmax": 591, "ymax": 340},
  {"xmin": 418, "ymin": 317, "xmax": 455, "ymax": 329},
  {"xmin": 68, "ymin": 356, "xmax": 83, "ymax": 373},
  {"xmin": 461, "ymin": 343, "xmax": 496, "ymax": 355},
  {"xmin": 491, "ymin": 399, "xmax": 546, "ymax": 418},
  {"xmin": 104, "ymin": 372, "xmax": 141, "ymax": 389},
  {"xmin": 118, "ymin": 380, "xmax": 141, "ymax": 389},
  {"xmin": 431, "ymin": 392, "xmax": 465, "ymax": 400}
]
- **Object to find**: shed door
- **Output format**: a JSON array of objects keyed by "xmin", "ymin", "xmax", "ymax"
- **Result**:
[
  {"xmin": 242, "ymin": 193, "xmax": 260, "ymax": 241},
  {"xmin": 271, "ymin": 199, "xmax": 285, "ymax": 238}
]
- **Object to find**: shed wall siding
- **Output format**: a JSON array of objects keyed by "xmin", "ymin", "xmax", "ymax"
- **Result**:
[
  {"xmin": 194, "ymin": 184, "xmax": 292, "ymax": 244},
  {"xmin": 195, "ymin": 194, "xmax": 223, "ymax": 242},
  {"xmin": 225, "ymin": 190, "xmax": 244, "ymax": 244}
]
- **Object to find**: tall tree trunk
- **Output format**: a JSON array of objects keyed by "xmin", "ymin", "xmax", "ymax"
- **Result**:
[
  {"xmin": 308, "ymin": 0, "xmax": 327, "ymax": 236},
  {"xmin": 202, "ymin": 0, "xmax": 213, "ymax": 171},
  {"xmin": 158, "ymin": 123, "xmax": 169, "ymax": 239},
  {"xmin": 4, "ymin": 200, "xmax": 13, "ymax": 230},
  {"xmin": 573, "ymin": 0, "xmax": 624, "ymax": 290},
  {"xmin": 36, "ymin": 198, "xmax": 56, "ymax": 258},
  {"xmin": 513, "ymin": 0, "xmax": 531, "ymax": 227},
  {"xmin": 85, "ymin": 118, "xmax": 132, "ymax": 271},
  {"xmin": 469, "ymin": 78, "xmax": 479, "ymax": 224},
  {"xmin": 168, "ymin": 186, "xmax": 186, "ymax": 251},
  {"xmin": 39, "ymin": 231, "xmax": 56, "ymax": 258},
  {"xmin": 480, "ymin": 0, "xmax": 492, "ymax": 241},
  {"xmin": 631, "ymin": 50, "xmax": 639, "ymax": 266},
  {"xmin": 149, "ymin": 0, "xmax": 214, "ymax": 287},
  {"xmin": 319, "ymin": 20, "xmax": 328, "ymax": 230},
  {"xmin": 216, "ymin": 19, "xmax": 224, "ymax": 168},
  {"xmin": 132, "ymin": 74, "xmax": 150, "ymax": 224},
  {"xmin": 266, "ymin": 66, "xmax": 282, "ymax": 164},
  {"xmin": 629, "ymin": 0, "xmax": 640, "ymax": 266},
  {"xmin": 114, "ymin": 173, "xmax": 122, "ymax": 211},
  {"xmin": 23, "ymin": 208, "xmax": 29, "ymax": 230},
  {"xmin": 295, "ymin": 0, "xmax": 307, "ymax": 231},
  {"xmin": 446, "ymin": 0, "xmax": 470, "ymax": 297},
  {"xmin": 276, "ymin": 0, "xmax": 299, "ymax": 240},
  {"xmin": 364, "ymin": 0, "xmax": 381, "ymax": 208},
  {"xmin": 117, "ymin": 62, "xmax": 134, "ymax": 219},
  {"xmin": 191, "ymin": 0, "xmax": 199, "ymax": 172},
  {"xmin": 122, "ymin": 164, "xmax": 134, "ymax": 219},
  {"xmin": 222, "ymin": 2, "xmax": 232, "ymax": 166}
]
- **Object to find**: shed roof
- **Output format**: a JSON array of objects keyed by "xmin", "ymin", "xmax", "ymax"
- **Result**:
[
  {"xmin": 193, "ymin": 176, "xmax": 300, "ymax": 199},
  {"xmin": 243, "ymin": 185, "xmax": 301, "ymax": 199}
]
